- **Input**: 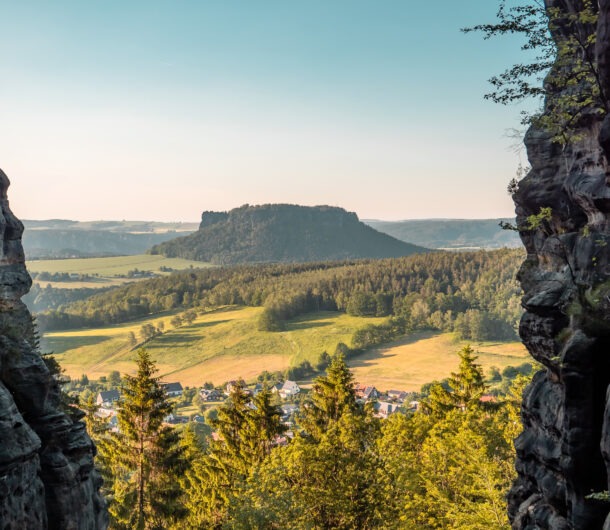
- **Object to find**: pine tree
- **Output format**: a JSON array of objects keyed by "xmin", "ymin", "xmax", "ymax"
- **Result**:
[
  {"xmin": 300, "ymin": 353, "xmax": 359, "ymax": 439},
  {"xmin": 422, "ymin": 345, "xmax": 487, "ymax": 415},
  {"xmin": 99, "ymin": 348, "xmax": 187, "ymax": 529}
]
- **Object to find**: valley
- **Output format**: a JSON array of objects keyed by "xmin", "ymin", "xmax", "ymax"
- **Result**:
[{"xmin": 43, "ymin": 304, "xmax": 527, "ymax": 391}]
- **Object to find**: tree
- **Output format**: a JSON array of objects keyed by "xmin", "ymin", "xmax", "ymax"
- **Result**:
[
  {"xmin": 98, "ymin": 349, "xmax": 187, "ymax": 529},
  {"xmin": 422, "ymin": 345, "xmax": 487, "ymax": 415},
  {"xmin": 300, "ymin": 353, "xmax": 359, "ymax": 439},
  {"xmin": 108, "ymin": 369, "xmax": 121, "ymax": 387},
  {"xmin": 464, "ymin": 0, "xmax": 605, "ymax": 144}
]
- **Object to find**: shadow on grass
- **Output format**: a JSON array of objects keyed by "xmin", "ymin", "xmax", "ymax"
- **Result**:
[
  {"xmin": 186, "ymin": 320, "xmax": 230, "ymax": 330},
  {"xmin": 42, "ymin": 335, "xmax": 110, "ymax": 353},
  {"xmin": 286, "ymin": 321, "xmax": 332, "ymax": 331}
]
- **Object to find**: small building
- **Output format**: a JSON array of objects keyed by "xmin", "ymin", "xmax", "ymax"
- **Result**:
[
  {"xmin": 279, "ymin": 380, "xmax": 300, "ymax": 399},
  {"xmin": 355, "ymin": 384, "xmax": 379, "ymax": 402},
  {"xmin": 281, "ymin": 403, "xmax": 299, "ymax": 420},
  {"xmin": 162, "ymin": 382, "xmax": 184, "ymax": 397},
  {"xmin": 387, "ymin": 390, "xmax": 408, "ymax": 403},
  {"xmin": 374, "ymin": 401, "xmax": 400, "ymax": 419},
  {"xmin": 97, "ymin": 389, "xmax": 120, "ymax": 408},
  {"xmin": 270, "ymin": 382, "xmax": 284, "ymax": 394},
  {"xmin": 200, "ymin": 388, "xmax": 222, "ymax": 401}
]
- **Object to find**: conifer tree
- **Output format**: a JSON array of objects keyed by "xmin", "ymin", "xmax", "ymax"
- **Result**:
[
  {"xmin": 422, "ymin": 345, "xmax": 487, "ymax": 415},
  {"xmin": 99, "ymin": 348, "xmax": 187, "ymax": 529},
  {"xmin": 300, "ymin": 352, "xmax": 359, "ymax": 438}
]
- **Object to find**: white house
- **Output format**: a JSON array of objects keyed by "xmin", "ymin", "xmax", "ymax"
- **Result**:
[
  {"xmin": 96, "ymin": 389, "xmax": 120, "ymax": 408},
  {"xmin": 279, "ymin": 380, "xmax": 300, "ymax": 399},
  {"xmin": 162, "ymin": 382, "xmax": 183, "ymax": 397}
]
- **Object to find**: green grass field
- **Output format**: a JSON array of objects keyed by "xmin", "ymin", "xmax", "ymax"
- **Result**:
[
  {"xmin": 27, "ymin": 254, "xmax": 213, "ymax": 288},
  {"xmin": 43, "ymin": 305, "xmax": 529, "ymax": 392},
  {"xmin": 43, "ymin": 306, "xmax": 388, "ymax": 386}
]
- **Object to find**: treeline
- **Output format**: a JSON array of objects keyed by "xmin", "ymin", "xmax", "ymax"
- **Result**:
[
  {"xmin": 37, "ymin": 249, "xmax": 523, "ymax": 342},
  {"xmin": 24, "ymin": 283, "xmax": 112, "ymax": 314}
]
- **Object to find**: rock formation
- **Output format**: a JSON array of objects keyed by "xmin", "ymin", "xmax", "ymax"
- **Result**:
[
  {"xmin": 150, "ymin": 203, "xmax": 427, "ymax": 264},
  {"xmin": 0, "ymin": 169, "xmax": 107, "ymax": 529},
  {"xmin": 509, "ymin": 1, "xmax": 610, "ymax": 528}
]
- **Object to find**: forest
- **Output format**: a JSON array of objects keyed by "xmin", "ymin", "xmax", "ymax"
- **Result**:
[
  {"xmin": 37, "ymin": 249, "xmax": 523, "ymax": 344},
  {"xmin": 86, "ymin": 346, "xmax": 523, "ymax": 529}
]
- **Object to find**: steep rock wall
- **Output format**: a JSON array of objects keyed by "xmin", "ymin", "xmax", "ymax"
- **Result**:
[
  {"xmin": 509, "ymin": 1, "xmax": 610, "ymax": 528},
  {"xmin": 0, "ymin": 169, "xmax": 107, "ymax": 529}
]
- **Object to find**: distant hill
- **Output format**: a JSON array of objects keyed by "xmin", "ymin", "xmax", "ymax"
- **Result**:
[
  {"xmin": 22, "ymin": 220, "xmax": 198, "ymax": 258},
  {"xmin": 149, "ymin": 204, "xmax": 427, "ymax": 264},
  {"xmin": 364, "ymin": 218, "xmax": 520, "ymax": 249}
]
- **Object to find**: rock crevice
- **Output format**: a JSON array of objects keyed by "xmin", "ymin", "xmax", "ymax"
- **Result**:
[
  {"xmin": 509, "ymin": 1, "xmax": 610, "ymax": 528},
  {"xmin": 0, "ymin": 169, "xmax": 107, "ymax": 529}
]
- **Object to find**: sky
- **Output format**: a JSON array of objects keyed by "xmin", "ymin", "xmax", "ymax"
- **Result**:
[{"xmin": 0, "ymin": 1, "xmax": 538, "ymax": 222}]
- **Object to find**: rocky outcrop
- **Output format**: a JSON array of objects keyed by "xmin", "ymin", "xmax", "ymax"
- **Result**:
[
  {"xmin": 509, "ymin": 2, "xmax": 610, "ymax": 528},
  {"xmin": 0, "ymin": 169, "xmax": 107, "ymax": 529}
]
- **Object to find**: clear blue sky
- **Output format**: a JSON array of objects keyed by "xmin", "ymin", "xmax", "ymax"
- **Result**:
[{"xmin": 0, "ymin": 1, "xmax": 536, "ymax": 221}]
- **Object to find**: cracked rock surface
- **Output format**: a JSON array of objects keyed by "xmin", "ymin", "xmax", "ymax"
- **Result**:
[
  {"xmin": 509, "ymin": 1, "xmax": 610, "ymax": 528},
  {"xmin": 0, "ymin": 169, "xmax": 107, "ymax": 529}
]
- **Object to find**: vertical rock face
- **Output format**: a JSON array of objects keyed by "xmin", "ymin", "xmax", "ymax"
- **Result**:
[
  {"xmin": 509, "ymin": 1, "xmax": 610, "ymax": 528},
  {"xmin": 0, "ymin": 169, "xmax": 107, "ymax": 529}
]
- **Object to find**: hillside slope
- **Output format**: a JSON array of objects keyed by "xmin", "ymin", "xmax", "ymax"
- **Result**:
[
  {"xmin": 22, "ymin": 220, "xmax": 198, "ymax": 258},
  {"xmin": 149, "ymin": 204, "xmax": 426, "ymax": 264},
  {"xmin": 365, "ymin": 218, "xmax": 519, "ymax": 249}
]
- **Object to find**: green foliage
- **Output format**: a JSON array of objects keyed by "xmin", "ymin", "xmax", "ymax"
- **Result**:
[
  {"xmin": 39, "ymin": 249, "xmax": 523, "ymax": 344},
  {"xmin": 464, "ymin": 0, "xmax": 606, "ymax": 143},
  {"xmin": 97, "ymin": 349, "xmax": 187, "ymax": 529},
  {"xmin": 526, "ymin": 206, "xmax": 553, "ymax": 231},
  {"xmin": 422, "ymin": 346, "xmax": 488, "ymax": 416}
]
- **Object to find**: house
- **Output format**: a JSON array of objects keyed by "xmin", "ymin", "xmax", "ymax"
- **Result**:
[
  {"xmin": 97, "ymin": 389, "xmax": 120, "ymax": 408},
  {"xmin": 163, "ymin": 413, "xmax": 188, "ymax": 425},
  {"xmin": 162, "ymin": 382, "xmax": 183, "ymax": 397},
  {"xmin": 281, "ymin": 403, "xmax": 299, "ymax": 421},
  {"xmin": 374, "ymin": 401, "xmax": 400, "ymax": 419},
  {"xmin": 200, "ymin": 388, "xmax": 222, "ymax": 401},
  {"xmin": 279, "ymin": 380, "xmax": 300, "ymax": 399},
  {"xmin": 270, "ymin": 382, "xmax": 284, "ymax": 394},
  {"xmin": 355, "ymin": 384, "xmax": 379, "ymax": 401},
  {"xmin": 387, "ymin": 390, "xmax": 408, "ymax": 403}
]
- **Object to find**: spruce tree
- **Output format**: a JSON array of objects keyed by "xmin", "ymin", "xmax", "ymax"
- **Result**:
[
  {"xmin": 422, "ymin": 345, "xmax": 487, "ymax": 415},
  {"xmin": 99, "ymin": 348, "xmax": 187, "ymax": 529},
  {"xmin": 300, "ymin": 353, "xmax": 359, "ymax": 439}
]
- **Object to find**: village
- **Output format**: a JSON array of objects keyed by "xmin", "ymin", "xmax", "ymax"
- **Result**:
[{"xmin": 93, "ymin": 377, "xmax": 420, "ymax": 437}]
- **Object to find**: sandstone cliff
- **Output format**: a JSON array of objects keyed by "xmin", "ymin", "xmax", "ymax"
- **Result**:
[
  {"xmin": 0, "ymin": 169, "xmax": 107, "ymax": 529},
  {"xmin": 509, "ymin": 1, "xmax": 610, "ymax": 528}
]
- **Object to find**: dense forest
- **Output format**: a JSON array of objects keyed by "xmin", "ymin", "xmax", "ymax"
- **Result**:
[
  {"xmin": 38, "ymin": 249, "xmax": 523, "ymax": 343},
  {"xmin": 149, "ymin": 204, "xmax": 426, "ymax": 264}
]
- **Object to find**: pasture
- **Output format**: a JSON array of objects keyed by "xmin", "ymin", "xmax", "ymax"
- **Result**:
[{"xmin": 43, "ymin": 305, "xmax": 530, "ymax": 392}]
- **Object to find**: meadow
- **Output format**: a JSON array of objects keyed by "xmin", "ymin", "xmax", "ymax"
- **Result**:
[
  {"xmin": 43, "ymin": 305, "xmax": 528, "ymax": 391},
  {"xmin": 27, "ymin": 254, "xmax": 213, "ymax": 288},
  {"xmin": 348, "ymin": 330, "xmax": 529, "ymax": 391}
]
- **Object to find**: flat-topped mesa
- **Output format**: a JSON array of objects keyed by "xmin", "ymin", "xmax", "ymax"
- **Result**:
[
  {"xmin": 508, "ymin": 2, "xmax": 610, "ymax": 528},
  {"xmin": 0, "ymin": 170, "xmax": 107, "ymax": 529}
]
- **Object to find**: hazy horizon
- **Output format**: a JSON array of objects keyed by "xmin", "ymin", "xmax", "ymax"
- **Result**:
[{"xmin": 1, "ymin": 1, "xmax": 535, "ymax": 223}]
